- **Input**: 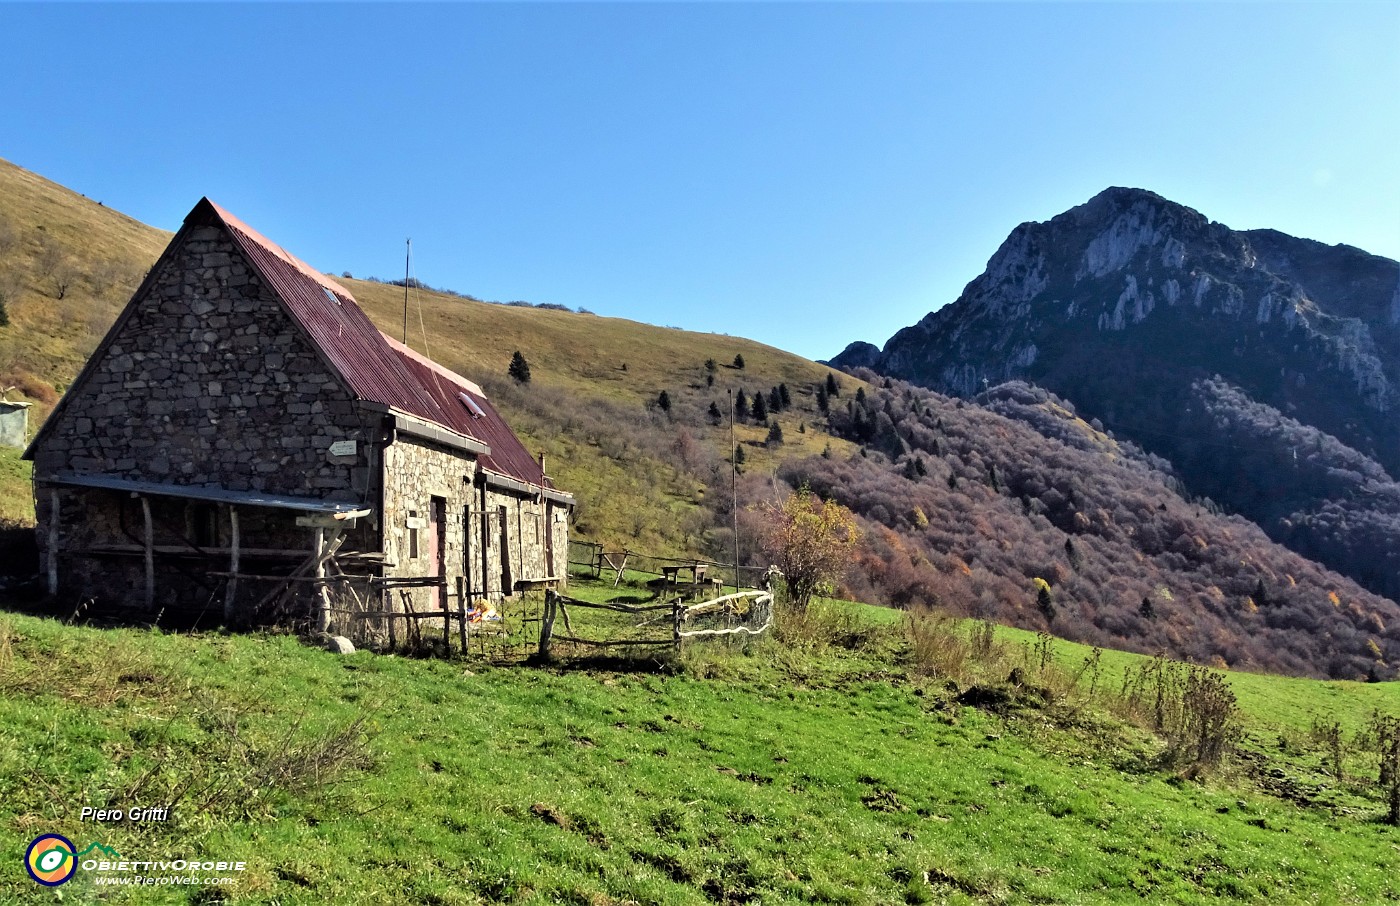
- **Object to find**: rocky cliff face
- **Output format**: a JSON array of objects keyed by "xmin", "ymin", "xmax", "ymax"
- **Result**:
[{"xmin": 834, "ymin": 187, "xmax": 1400, "ymax": 474}]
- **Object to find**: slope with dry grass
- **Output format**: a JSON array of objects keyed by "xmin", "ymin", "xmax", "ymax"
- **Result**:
[{"xmin": 0, "ymin": 156, "xmax": 861, "ymax": 557}]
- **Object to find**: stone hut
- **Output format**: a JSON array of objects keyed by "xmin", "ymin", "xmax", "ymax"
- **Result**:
[
  {"xmin": 23, "ymin": 198, "xmax": 574, "ymax": 630},
  {"xmin": 0, "ymin": 398, "xmax": 32, "ymax": 448}
]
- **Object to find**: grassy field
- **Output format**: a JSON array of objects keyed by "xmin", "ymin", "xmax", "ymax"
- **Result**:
[
  {"xmin": 0, "ymin": 447, "xmax": 32, "ymax": 525},
  {"xmin": 3, "ymin": 582, "xmax": 1399, "ymax": 904}
]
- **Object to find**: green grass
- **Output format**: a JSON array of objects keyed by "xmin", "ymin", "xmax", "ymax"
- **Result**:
[
  {"xmin": 3, "ymin": 585, "xmax": 1400, "ymax": 904},
  {"xmin": 0, "ymin": 447, "xmax": 32, "ymax": 524}
]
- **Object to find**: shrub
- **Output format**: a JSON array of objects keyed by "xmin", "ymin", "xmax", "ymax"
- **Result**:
[{"xmin": 757, "ymin": 487, "xmax": 862, "ymax": 611}]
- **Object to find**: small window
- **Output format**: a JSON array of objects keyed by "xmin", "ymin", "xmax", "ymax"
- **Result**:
[
  {"xmin": 322, "ymin": 286, "xmax": 341, "ymax": 306},
  {"xmin": 408, "ymin": 510, "xmax": 420, "ymax": 560}
]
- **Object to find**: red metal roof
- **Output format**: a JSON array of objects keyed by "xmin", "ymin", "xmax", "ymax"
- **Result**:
[{"xmin": 193, "ymin": 199, "xmax": 555, "ymax": 492}]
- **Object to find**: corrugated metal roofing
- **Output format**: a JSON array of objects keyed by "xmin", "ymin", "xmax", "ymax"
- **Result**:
[{"xmin": 194, "ymin": 199, "xmax": 556, "ymax": 493}]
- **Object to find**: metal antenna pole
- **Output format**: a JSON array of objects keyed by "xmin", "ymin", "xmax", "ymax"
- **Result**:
[
  {"xmin": 402, "ymin": 238, "xmax": 411, "ymax": 344},
  {"xmin": 730, "ymin": 388, "xmax": 738, "ymax": 593}
]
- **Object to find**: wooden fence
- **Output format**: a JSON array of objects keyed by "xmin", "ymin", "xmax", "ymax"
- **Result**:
[
  {"xmin": 321, "ymin": 574, "xmax": 547, "ymax": 659},
  {"xmin": 536, "ymin": 587, "xmax": 774, "ymax": 660},
  {"xmin": 566, "ymin": 539, "xmax": 771, "ymax": 591}
]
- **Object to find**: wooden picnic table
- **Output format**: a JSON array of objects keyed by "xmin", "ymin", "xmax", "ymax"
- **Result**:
[{"xmin": 662, "ymin": 562, "xmax": 708, "ymax": 586}]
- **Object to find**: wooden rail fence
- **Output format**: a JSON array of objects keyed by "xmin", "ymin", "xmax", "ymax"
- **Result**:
[{"xmin": 537, "ymin": 587, "xmax": 773, "ymax": 660}]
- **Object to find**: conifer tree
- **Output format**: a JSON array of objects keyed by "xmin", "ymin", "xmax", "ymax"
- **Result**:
[
  {"xmin": 766, "ymin": 422, "xmax": 784, "ymax": 446},
  {"xmin": 826, "ymin": 373, "xmax": 840, "ymax": 396},
  {"xmin": 733, "ymin": 353, "xmax": 746, "ymax": 369},
  {"xmin": 816, "ymin": 385, "xmax": 829, "ymax": 414},
  {"xmin": 735, "ymin": 389, "xmax": 749, "ymax": 421},
  {"xmin": 708, "ymin": 401, "xmax": 723, "ymax": 424},
  {"xmin": 657, "ymin": 390, "xmax": 672, "ymax": 414},
  {"xmin": 752, "ymin": 392, "xmax": 768, "ymax": 422},
  {"xmin": 508, "ymin": 351, "xmax": 531, "ymax": 384},
  {"xmin": 778, "ymin": 383, "xmax": 791, "ymax": 409},
  {"xmin": 768, "ymin": 387, "xmax": 782, "ymax": 413}
]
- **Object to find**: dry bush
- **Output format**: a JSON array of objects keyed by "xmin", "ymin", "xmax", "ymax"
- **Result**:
[
  {"xmin": 123, "ymin": 708, "xmax": 374, "ymax": 821},
  {"xmin": 0, "ymin": 366, "xmax": 58, "ymax": 404},
  {"xmin": 1309, "ymin": 718, "xmax": 1347, "ymax": 781},
  {"xmin": 1362, "ymin": 712, "xmax": 1400, "ymax": 825},
  {"xmin": 775, "ymin": 597, "xmax": 880, "ymax": 653},
  {"xmin": 1116, "ymin": 655, "xmax": 1239, "ymax": 770},
  {"xmin": 905, "ymin": 608, "xmax": 970, "ymax": 680}
]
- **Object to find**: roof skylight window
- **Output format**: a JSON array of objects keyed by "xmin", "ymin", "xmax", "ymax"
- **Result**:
[{"xmin": 322, "ymin": 286, "xmax": 341, "ymax": 306}]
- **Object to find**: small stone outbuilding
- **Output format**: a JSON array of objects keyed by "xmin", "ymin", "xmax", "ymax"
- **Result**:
[
  {"xmin": 23, "ymin": 198, "xmax": 573, "ymax": 630},
  {"xmin": 0, "ymin": 398, "xmax": 32, "ymax": 448}
]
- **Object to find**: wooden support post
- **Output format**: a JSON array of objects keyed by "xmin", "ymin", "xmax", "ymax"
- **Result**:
[
  {"xmin": 672, "ymin": 599, "xmax": 684, "ymax": 656},
  {"xmin": 140, "ymin": 495, "xmax": 154, "ymax": 610},
  {"xmin": 539, "ymin": 590, "xmax": 557, "ymax": 660},
  {"xmin": 46, "ymin": 489, "xmax": 59, "ymax": 596},
  {"xmin": 223, "ymin": 506, "xmax": 240, "ymax": 623},
  {"xmin": 314, "ymin": 527, "xmax": 328, "ymax": 633}
]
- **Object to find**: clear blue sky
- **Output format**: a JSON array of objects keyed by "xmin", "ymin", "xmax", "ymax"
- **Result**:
[{"xmin": 3, "ymin": 2, "xmax": 1397, "ymax": 361}]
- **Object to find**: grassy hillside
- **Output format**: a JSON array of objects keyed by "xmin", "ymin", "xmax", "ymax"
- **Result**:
[
  {"xmin": 3, "ymin": 588, "xmax": 1400, "ymax": 903},
  {"xmin": 0, "ymin": 155, "xmax": 861, "ymax": 556},
  {"xmin": 345, "ymin": 279, "xmax": 862, "ymax": 553},
  {"xmin": 0, "ymin": 157, "xmax": 168, "ymax": 400}
]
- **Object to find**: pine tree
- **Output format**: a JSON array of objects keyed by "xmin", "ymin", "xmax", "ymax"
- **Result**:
[
  {"xmin": 1140, "ymin": 596, "xmax": 1155, "ymax": 620},
  {"xmin": 816, "ymin": 385, "xmax": 829, "ymax": 414},
  {"xmin": 767, "ymin": 387, "xmax": 782, "ymax": 413},
  {"xmin": 734, "ymin": 444, "xmax": 746, "ymax": 471},
  {"xmin": 735, "ymin": 389, "xmax": 749, "ymax": 421},
  {"xmin": 706, "ymin": 373, "xmax": 714, "ymax": 387},
  {"xmin": 657, "ymin": 390, "xmax": 672, "ymax": 414},
  {"xmin": 855, "ymin": 387, "xmax": 866, "ymax": 405},
  {"xmin": 1037, "ymin": 584, "xmax": 1056, "ymax": 622},
  {"xmin": 826, "ymin": 373, "xmax": 840, "ymax": 396},
  {"xmin": 752, "ymin": 392, "xmax": 768, "ymax": 422},
  {"xmin": 704, "ymin": 358, "xmax": 718, "ymax": 373},
  {"xmin": 778, "ymin": 383, "xmax": 791, "ymax": 409},
  {"xmin": 766, "ymin": 422, "xmax": 784, "ymax": 446},
  {"xmin": 733, "ymin": 354, "xmax": 745, "ymax": 369},
  {"xmin": 708, "ymin": 401, "xmax": 722, "ymax": 424},
  {"xmin": 508, "ymin": 351, "xmax": 531, "ymax": 384},
  {"xmin": 914, "ymin": 455, "xmax": 927, "ymax": 477}
]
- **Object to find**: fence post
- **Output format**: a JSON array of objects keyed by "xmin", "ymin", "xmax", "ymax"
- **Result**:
[
  {"xmin": 457, "ymin": 576, "xmax": 468, "ymax": 654},
  {"xmin": 672, "ymin": 599, "xmax": 684, "ymax": 656},
  {"xmin": 385, "ymin": 586, "xmax": 397, "ymax": 650},
  {"xmin": 442, "ymin": 579, "xmax": 451, "ymax": 652}
]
